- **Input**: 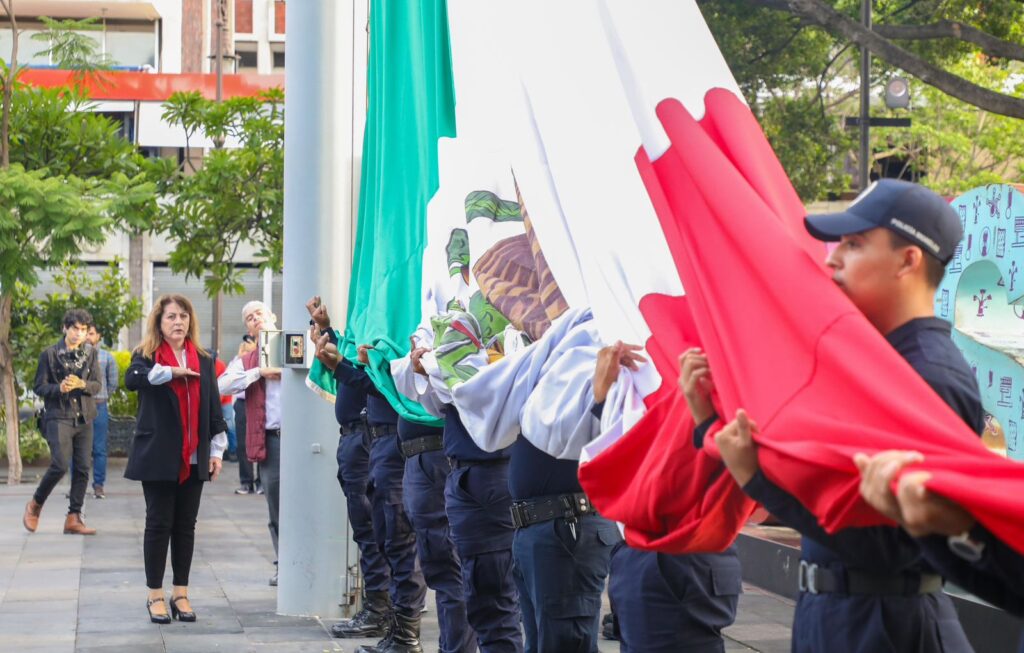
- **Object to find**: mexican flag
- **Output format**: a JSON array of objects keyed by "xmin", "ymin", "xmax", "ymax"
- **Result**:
[{"xmin": 307, "ymin": 0, "xmax": 455, "ymax": 425}]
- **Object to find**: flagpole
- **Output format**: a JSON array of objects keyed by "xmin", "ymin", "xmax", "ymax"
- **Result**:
[{"xmin": 277, "ymin": 0, "xmax": 365, "ymax": 617}]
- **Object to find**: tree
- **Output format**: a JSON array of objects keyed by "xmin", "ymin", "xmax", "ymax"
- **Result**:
[
  {"xmin": 701, "ymin": 1, "xmax": 857, "ymax": 198},
  {"xmin": 0, "ymin": 8, "xmax": 156, "ymax": 483},
  {"xmin": 718, "ymin": 0, "xmax": 1024, "ymax": 119},
  {"xmin": 877, "ymin": 56, "xmax": 1024, "ymax": 195},
  {"xmin": 699, "ymin": 0, "xmax": 1024, "ymax": 199},
  {"xmin": 153, "ymin": 88, "xmax": 284, "ymax": 297}
]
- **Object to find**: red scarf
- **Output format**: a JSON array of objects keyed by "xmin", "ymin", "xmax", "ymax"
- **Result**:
[{"xmin": 155, "ymin": 340, "xmax": 201, "ymax": 483}]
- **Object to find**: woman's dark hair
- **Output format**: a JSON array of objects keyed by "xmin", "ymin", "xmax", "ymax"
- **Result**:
[{"xmin": 62, "ymin": 308, "xmax": 93, "ymax": 329}]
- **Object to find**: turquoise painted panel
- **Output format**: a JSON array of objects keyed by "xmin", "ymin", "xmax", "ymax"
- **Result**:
[{"xmin": 936, "ymin": 184, "xmax": 1024, "ymax": 460}]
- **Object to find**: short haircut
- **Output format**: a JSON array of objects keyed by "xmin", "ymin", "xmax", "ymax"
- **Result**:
[
  {"xmin": 63, "ymin": 308, "xmax": 93, "ymax": 329},
  {"xmin": 888, "ymin": 231, "xmax": 946, "ymax": 289},
  {"xmin": 242, "ymin": 300, "xmax": 270, "ymax": 319}
]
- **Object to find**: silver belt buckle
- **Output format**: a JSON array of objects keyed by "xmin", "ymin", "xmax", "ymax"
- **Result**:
[{"xmin": 798, "ymin": 560, "xmax": 820, "ymax": 594}]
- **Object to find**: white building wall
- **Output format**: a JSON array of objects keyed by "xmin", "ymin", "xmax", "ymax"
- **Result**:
[{"xmin": 151, "ymin": 0, "xmax": 183, "ymax": 73}]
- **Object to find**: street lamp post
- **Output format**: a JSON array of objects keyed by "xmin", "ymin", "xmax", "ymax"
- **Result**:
[
  {"xmin": 211, "ymin": 0, "xmax": 227, "ymax": 354},
  {"xmin": 859, "ymin": 0, "xmax": 871, "ymax": 191}
]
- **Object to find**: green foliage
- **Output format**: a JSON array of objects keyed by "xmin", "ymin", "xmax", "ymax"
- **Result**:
[
  {"xmin": 154, "ymin": 88, "xmax": 284, "ymax": 297},
  {"xmin": 0, "ymin": 164, "xmax": 110, "ymax": 290},
  {"xmin": 699, "ymin": 0, "xmax": 1024, "ymax": 199},
  {"xmin": 9, "ymin": 261, "xmax": 142, "ymax": 405},
  {"xmin": 701, "ymin": 0, "xmax": 855, "ymax": 200},
  {"xmin": 8, "ymin": 86, "xmax": 136, "ymax": 177},
  {"xmin": 757, "ymin": 95, "xmax": 852, "ymax": 201},
  {"xmin": 32, "ymin": 17, "xmax": 113, "ymax": 71},
  {"xmin": 0, "ymin": 423, "xmax": 49, "ymax": 463},
  {"xmin": 878, "ymin": 57, "xmax": 1024, "ymax": 195},
  {"xmin": 107, "ymin": 350, "xmax": 137, "ymax": 418}
]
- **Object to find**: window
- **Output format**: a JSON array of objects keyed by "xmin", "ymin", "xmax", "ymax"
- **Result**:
[
  {"xmin": 235, "ymin": 0, "xmax": 254, "ymax": 34},
  {"xmin": 235, "ymin": 42, "xmax": 257, "ymax": 73},
  {"xmin": 271, "ymin": 46, "xmax": 284, "ymax": 74},
  {"xmin": 106, "ymin": 30, "xmax": 156, "ymax": 69}
]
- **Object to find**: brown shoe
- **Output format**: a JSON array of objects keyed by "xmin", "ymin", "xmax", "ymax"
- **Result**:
[
  {"xmin": 63, "ymin": 512, "xmax": 96, "ymax": 535},
  {"xmin": 93, "ymin": 485, "xmax": 105, "ymax": 499},
  {"xmin": 23, "ymin": 499, "xmax": 42, "ymax": 533}
]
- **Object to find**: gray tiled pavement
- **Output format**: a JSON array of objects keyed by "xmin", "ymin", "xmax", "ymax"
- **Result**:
[{"xmin": 0, "ymin": 459, "xmax": 792, "ymax": 652}]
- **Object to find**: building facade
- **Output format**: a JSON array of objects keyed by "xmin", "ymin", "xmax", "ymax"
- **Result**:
[{"xmin": 3, "ymin": 1, "xmax": 287, "ymax": 353}]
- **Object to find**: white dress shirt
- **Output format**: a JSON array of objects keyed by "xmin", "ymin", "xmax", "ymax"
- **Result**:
[
  {"xmin": 149, "ymin": 350, "xmax": 228, "ymax": 461},
  {"xmin": 217, "ymin": 355, "xmax": 282, "ymax": 429}
]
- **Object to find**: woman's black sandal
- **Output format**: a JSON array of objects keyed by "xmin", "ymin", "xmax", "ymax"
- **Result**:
[
  {"xmin": 147, "ymin": 597, "xmax": 171, "ymax": 624},
  {"xmin": 170, "ymin": 596, "xmax": 197, "ymax": 622}
]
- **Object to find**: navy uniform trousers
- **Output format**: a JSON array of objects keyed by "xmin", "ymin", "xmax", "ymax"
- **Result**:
[
  {"xmin": 367, "ymin": 430, "xmax": 427, "ymax": 614},
  {"xmin": 404, "ymin": 449, "xmax": 476, "ymax": 653},
  {"xmin": 336, "ymin": 425, "xmax": 391, "ymax": 594},
  {"xmin": 610, "ymin": 544, "xmax": 742, "ymax": 653},
  {"xmin": 445, "ymin": 460, "xmax": 523, "ymax": 653},
  {"xmin": 792, "ymin": 589, "xmax": 972, "ymax": 653},
  {"xmin": 512, "ymin": 514, "xmax": 620, "ymax": 653}
]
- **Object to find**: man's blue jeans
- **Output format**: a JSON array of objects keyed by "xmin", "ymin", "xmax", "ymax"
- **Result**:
[
  {"xmin": 222, "ymin": 402, "xmax": 237, "ymax": 455},
  {"xmin": 91, "ymin": 402, "xmax": 109, "ymax": 489}
]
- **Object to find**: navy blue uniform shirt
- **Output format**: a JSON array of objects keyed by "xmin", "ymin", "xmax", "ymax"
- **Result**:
[
  {"xmin": 320, "ymin": 329, "xmax": 368, "ymax": 426},
  {"xmin": 508, "ymin": 436, "xmax": 583, "ymax": 501},
  {"xmin": 332, "ymin": 359, "xmax": 397, "ymax": 427},
  {"xmin": 397, "ymin": 416, "xmax": 442, "ymax": 442},
  {"xmin": 743, "ymin": 316, "xmax": 983, "ymax": 573},
  {"xmin": 335, "ymin": 383, "xmax": 367, "ymax": 426},
  {"xmin": 443, "ymin": 408, "xmax": 510, "ymax": 463}
]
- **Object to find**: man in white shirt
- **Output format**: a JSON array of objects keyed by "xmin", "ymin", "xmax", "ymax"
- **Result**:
[{"xmin": 218, "ymin": 301, "xmax": 283, "ymax": 586}]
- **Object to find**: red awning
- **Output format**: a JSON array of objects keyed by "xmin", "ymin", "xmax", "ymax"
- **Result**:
[{"xmin": 19, "ymin": 69, "xmax": 283, "ymax": 102}]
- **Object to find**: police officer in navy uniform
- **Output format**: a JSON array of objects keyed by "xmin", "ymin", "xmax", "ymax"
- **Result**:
[
  {"xmin": 857, "ymin": 450, "xmax": 1024, "ymax": 652},
  {"xmin": 306, "ymin": 299, "xmax": 394, "ymax": 639},
  {"xmin": 443, "ymin": 406, "xmax": 522, "ymax": 653},
  {"xmin": 508, "ymin": 435, "xmax": 620, "ymax": 652},
  {"xmin": 397, "ymin": 410, "xmax": 475, "ymax": 653},
  {"xmin": 710, "ymin": 179, "xmax": 982, "ymax": 652},
  {"xmin": 321, "ymin": 337, "xmax": 428, "ymax": 653},
  {"xmin": 396, "ymin": 343, "xmax": 476, "ymax": 653},
  {"xmin": 596, "ymin": 345, "xmax": 742, "ymax": 653}
]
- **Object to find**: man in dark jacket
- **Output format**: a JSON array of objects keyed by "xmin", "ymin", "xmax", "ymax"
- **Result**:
[{"xmin": 24, "ymin": 309, "xmax": 102, "ymax": 535}]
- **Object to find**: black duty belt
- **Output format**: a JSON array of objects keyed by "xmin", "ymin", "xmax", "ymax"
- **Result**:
[
  {"xmin": 265, "ymin": 428, "xmax": 281, "ymax": 437},
  {"xmin": 400, "ymin": 435, "xmax": 444, "ymax": 458},
  {"xmin": 449, "ymin": 457, "xmax": 510, "ymax": 470},
  {"xmin": 797, "ymin": 561, "xmax": 942, "ymax": 596},
  {"xmin": 510, "ymin": 492, "xmax": 595, "ymax": 529},
  {"xmin": 339, "ymin": 420, "xmax": 363, "ymax": 437},
  {"xmin": 368, "ymin": 424, "xmax": 397, "ymax": 440}
]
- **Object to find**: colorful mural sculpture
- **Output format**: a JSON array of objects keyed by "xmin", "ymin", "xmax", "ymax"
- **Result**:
[{"xmin": 936, "ymin": 183, "xmax": 1024, "ymax": 460}]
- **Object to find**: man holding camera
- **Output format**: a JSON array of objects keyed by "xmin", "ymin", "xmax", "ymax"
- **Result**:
[{"xmin": 23, "ymin": 309, "xmax": 102, "ymax": 535}]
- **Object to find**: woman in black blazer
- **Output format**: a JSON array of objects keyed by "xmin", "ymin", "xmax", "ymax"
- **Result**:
[{"xmin": 125, "ymin": 294, "xmax": 227, "ymax": 624}]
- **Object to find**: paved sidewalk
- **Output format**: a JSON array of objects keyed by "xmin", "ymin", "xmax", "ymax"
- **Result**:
[{"xmin": 0, "ymin": 459, "xmax": 792, "ymax": 652}]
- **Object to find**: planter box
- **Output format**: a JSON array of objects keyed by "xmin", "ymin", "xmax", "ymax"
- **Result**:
[{"xmin": 108, "ymin": 416, "xmax": 136, "ymax": 458}]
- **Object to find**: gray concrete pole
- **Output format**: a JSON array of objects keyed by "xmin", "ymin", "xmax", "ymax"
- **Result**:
[{"xmin": 277, "ymin": 0, "xmax": 364, "ymax": 617}]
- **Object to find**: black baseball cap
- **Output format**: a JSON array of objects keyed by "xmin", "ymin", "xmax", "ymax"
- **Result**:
[{"xmin": 804, "ymin": 179, "xmax": 962, "ymax": 264}]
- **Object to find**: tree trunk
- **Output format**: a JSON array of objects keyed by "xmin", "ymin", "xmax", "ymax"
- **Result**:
[
  {"xmin": 0, "ymin": 292, "xmax": 22, "ymax": 484},
  {"xmin": 1, "ymin": 0, "xmax": 18, "ymax": 169}
]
